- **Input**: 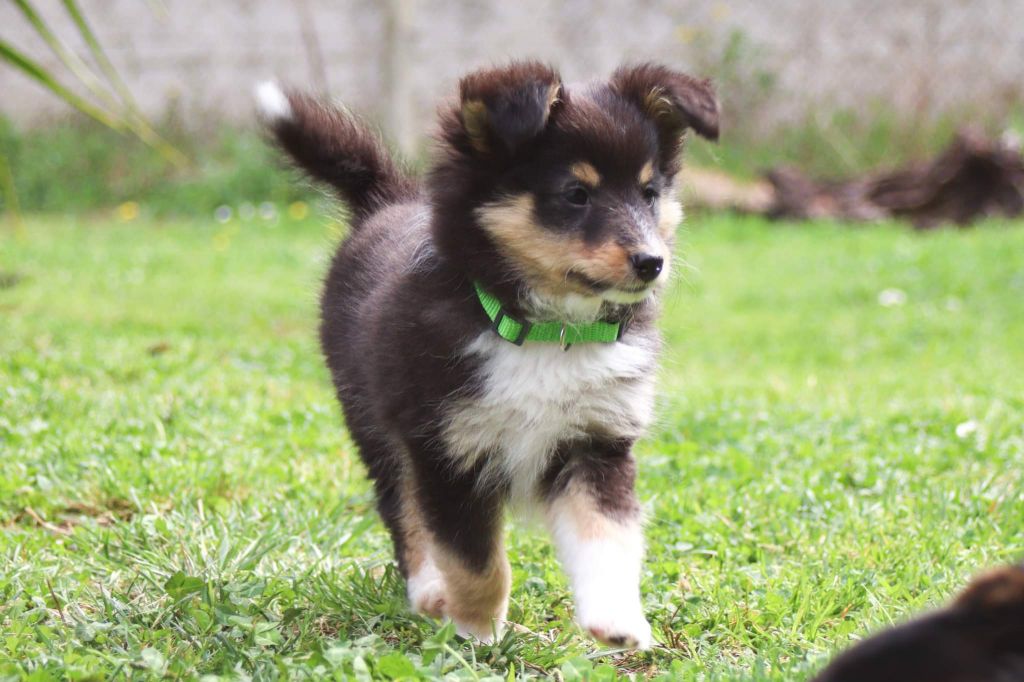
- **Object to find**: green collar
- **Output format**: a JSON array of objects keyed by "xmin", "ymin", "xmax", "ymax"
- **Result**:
[{"xmin": 474, "ymin": 282, "xmax": 623, "ymax": 349}]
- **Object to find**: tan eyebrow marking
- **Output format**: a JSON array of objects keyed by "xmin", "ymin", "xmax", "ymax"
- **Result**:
[
  {"xmin": 639, "ymin": 161, "xmax": 655, "ymax": 185},
  {"xmin": 571, "ymin": 162, "xmax": 601, "ymax": 186}
]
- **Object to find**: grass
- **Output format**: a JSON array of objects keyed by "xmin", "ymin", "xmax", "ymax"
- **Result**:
[
  {"xmin": 1, "ymin": 211, "xmax": 1023, "ymax": 680},
  {"xmin": 0, "ymin": 118, "xmax": 316, "ymax": 218},
  {"xmin": 5, "ymin": 107, "xmax": 1023, "ymax": 219}
]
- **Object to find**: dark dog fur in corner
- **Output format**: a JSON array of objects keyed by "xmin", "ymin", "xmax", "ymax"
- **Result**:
[
  {"xmin": 814, "ymin": 564, "xmax": 1024, "ymax": 681},
  {"xmin": 257, "ymin": 61, "xmax": 718, "ymax": 647}
]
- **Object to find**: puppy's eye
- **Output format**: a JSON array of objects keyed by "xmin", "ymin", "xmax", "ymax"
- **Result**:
[
  {"xmin": 642, "ymin": 185, "xmax": 660, "ymax": 204},
  {"xmin": 564, "ymin": 186, "xmax": 590, "ymax": 207}
]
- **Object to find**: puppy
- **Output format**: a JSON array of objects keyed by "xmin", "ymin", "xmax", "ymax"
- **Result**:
[
  {"xmin": 257, "ymin": 61, "xmax": 718, "ymax": 648},
  {"xmin": 813, "ymin": 564, "xmax": 1024, "ymax": 681}
]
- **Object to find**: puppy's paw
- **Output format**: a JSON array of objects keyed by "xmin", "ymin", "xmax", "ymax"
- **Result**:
[
  {"xmin": 409, "ymin": 580, "xmax": 446, "ymax": 619},
  {"xmin": 454, "ymin": 617, "xmax": 503, "ymax": 645},
  {"xmin": 578, "ymin": 606, "xmax": 652, "ymax": 650},
  {"xmin": 407, "ymin": 562, "xmax": 447, "ymax": 619}
]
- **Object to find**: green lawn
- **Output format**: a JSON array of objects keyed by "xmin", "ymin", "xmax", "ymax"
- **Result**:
[{"xmin": 2, "ymin": 213, "xmax": 1023, "ymax": 680}]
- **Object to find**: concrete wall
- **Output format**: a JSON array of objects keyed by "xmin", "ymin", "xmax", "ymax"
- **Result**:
[{"xmin": 2, "ymin": 0, "xmax": 1022, "ymax": 147}]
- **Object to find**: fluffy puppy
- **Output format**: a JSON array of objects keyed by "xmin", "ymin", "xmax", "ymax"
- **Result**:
[
  {"xmin": 257, "ymin": 61, "xmax": 718, "ymax": 648},
  {"xmin": 814, "ymin": 564, "xmax": 1024, "ymax": 681}
]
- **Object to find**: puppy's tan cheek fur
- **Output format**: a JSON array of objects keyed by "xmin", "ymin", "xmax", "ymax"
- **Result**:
[
  {"xmin": 658, "ymin": 193, "xmax": 683, "ymax": 242},
  {"xmin": 476, "ymin": 195, "xmax": 578, "ymax": 291},
  {"xmin": 477, "ymin": 195, "xmax": 631, "ymax": 294},
  {"xmin": 573, "ymin": 243, "xmax": 632, "ymax": 286}
]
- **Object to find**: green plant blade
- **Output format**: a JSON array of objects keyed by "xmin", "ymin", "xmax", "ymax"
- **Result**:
[
  {"xmin": 12, "ymin": 0, "xmax": 116, "ymax": 107},
  {"xmin": 7, "ymin": 1, "xmax": 187, "ymax": 167},
  {"xmin": 59, "ymin": 0, "xmax": 188, "ymax": 166},
  {"xmin": 60, "ymin": 0, "xmax": 139, "ymax": 112},
  {"xmin": 0, "ymin": 39, "xmax": 125, "ymax": 131}
]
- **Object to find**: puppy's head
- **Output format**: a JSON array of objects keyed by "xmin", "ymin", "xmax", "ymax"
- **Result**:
[{"xmin": 430, "ymin": 61, "xmax": 718, "ymax": 317}]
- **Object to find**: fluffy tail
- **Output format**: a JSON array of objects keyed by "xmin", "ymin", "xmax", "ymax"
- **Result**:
[{"xmin": 255, "ymin": 82, "xmax": 417, "ymax": 223}]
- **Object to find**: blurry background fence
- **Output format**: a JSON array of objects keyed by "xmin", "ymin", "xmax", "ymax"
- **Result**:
[
  {"xmin": 2, "ymin": 0, "xmax": 1023, "ymax": 153},
  {"xmin": 2, "ymin": 0, "xmax": 1023, "ymax": 219}
]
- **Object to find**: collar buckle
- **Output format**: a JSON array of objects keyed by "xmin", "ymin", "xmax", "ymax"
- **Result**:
[
  {"xmin": 559, "ymin": 323, "xmax": 572, "ymax": 351},
  {"xmin": 492, "ymin": 308, "xmax": 532, "ymax": 346}
]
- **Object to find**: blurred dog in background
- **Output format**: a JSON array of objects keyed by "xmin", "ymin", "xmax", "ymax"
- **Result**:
[{"xmin": 814, "ymin": 564, "xmax": 1024, "ymax": 681}]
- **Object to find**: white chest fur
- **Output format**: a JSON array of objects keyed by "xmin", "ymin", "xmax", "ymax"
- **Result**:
[{"xmin": 441, "ymin": 332, "xmax": 658, "ymax": 501}]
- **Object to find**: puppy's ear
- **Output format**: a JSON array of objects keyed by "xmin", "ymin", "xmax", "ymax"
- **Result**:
[
  {"xmin": 610, "ymin": 63, "xmax": 719, "ymax": 173},
  {"xmin": 458, "ymin": 61, "xmax": 562, "ymax": 155}
]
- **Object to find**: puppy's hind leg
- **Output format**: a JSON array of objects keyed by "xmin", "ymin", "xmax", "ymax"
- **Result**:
[
  {"xmin": 543, "ymin": 438, "xmax": 652, "ymax": 649},
  {"xmin": 391, "ymin": 477, "xmax": 447, "ymax": 619},
  {"xmin": 409, "ymin": 451, "xmax": 511, "ymax": 643},
  {"xmin": 348, "ymin": 429, "xmax": 448, "ymax": 619}
]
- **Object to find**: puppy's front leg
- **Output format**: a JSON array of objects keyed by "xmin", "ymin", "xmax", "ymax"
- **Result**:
[{"xmin": 545, "ymin": 441, "xmax": 652, "ymax": 649}]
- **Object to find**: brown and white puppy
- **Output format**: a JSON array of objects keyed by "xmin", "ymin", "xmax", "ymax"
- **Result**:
[
  {"xmin": 813, "ymin": 564, "xmax": 1024, "ymax": 681},
  {"xmin": 257, "ymin": 61, "xmax": 718, "ymax": 648}
]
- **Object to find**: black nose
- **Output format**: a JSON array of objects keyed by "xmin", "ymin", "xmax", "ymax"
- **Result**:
[{"xmin": 630, "ymin": 253, "xmax": 663, "ymax": 282}]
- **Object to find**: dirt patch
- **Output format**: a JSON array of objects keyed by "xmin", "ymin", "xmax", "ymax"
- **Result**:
[{"xmin": 14, "ymin": 498, "xmax": 138, "ymax": 534}]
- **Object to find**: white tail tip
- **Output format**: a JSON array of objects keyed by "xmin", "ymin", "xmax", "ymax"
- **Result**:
[{"xmin": 254, "ymin": 81, "xmax": 292, "ymax": 122}]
